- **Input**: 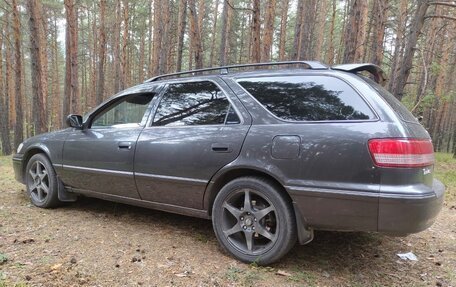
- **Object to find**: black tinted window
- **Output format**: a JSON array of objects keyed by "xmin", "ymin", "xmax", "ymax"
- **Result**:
[
  {"xmin": 361, "ymin": 77, "xmax": 418, "ymax": 123},
  {"xmin": 238, "ymin": 76, "xmax": 375, "ymax": 121},
  {"xmin": 153, "ymin": 81, "xmax": 238, "ymax": 126}
]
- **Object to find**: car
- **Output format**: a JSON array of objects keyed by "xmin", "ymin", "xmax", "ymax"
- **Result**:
[{"xmin": 13, "ymin": 61, "xmax": 445, "ymax": 265}]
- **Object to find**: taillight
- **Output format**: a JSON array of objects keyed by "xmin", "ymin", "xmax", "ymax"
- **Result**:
[{"xmin": 368, "ymin": 138, "xmax": 434, "ymax": 168}]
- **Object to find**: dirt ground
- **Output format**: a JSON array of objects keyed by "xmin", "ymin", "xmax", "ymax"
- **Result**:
[{"xmin": 1, "ymin": 155, "xmax": 455, "ymax": 287}]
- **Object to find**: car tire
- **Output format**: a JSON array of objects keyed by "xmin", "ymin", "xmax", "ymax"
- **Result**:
[
  {"xmin": 212, "ymin": 176, "xmax": 297, "ymax": 265},
  {"xmin": 25, "ymin": 153, "xmax": 61, "ymax": 208}
]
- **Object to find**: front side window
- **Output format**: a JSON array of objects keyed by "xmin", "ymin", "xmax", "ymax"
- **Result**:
[
  {"xmin": 91, "ymin": 93, "xmax": 154, "ymax": 128},
  {"xmin": 153, "ymin": 81, "xmax": 239, "ymax": 126},
  {"xmin": 238, "ymin": 76, "xmax": 375, "ymax": 121}
]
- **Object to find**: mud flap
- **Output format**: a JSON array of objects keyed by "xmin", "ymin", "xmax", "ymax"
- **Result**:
[
  {"xmin": 57, "ymin": 176, "xmax": 78, "ymax": 202},
  {"xmin": 293, "ymin": 202, "xmax": 314, "ymax": 245}
]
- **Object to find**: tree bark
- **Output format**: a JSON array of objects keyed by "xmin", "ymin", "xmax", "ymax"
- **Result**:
[
  {"xmin": 12, "ymin": 0, "xmax": 24, "ymax": 148},
  {"xmin": 292, "ymin": 0, "xmax": 304, "ymax": 60},
  {"xmin": 299, "ymin": 0, "xmax": 318, "ymax": 60},
  {"xmin": 96, "ymin": 0, "xmax": 107, "ymax": 105},
  {"xmin": 63, "ymin": 0, "xmax": 79, "ymax": 119},
  {"xmin": 219, "ymin": 0, "xmax": 230, "ymax": 65},
  {"xmin": 250, "ymin": 0, "xmax": 261, "ymax": 63},
  {"xmin": 188, "ymin": 0, "xmax": 203, "ymax": 69},
  {"xmin": 390, "ymin": 0, "xmax": 430, "ymax": 100},
  {"xmin": 152, "ymin": 0, "xmax": 163, "ymax": 75},
  {"xmin": 0, "ymin": 19, "xmax": 12, "ymax": 155},
  {"xmin": 113, "ymin": 0, "xmax": 122, "ymax": 89},
  {"xmin": 326, "ymin": 0, "xmax": 337, "ymax": 64},
  {"xmin": 388, "ymin": 0, "xmax": 408, "ymax": 91},
  {"xmin": 27, "ymin": 0, "xmax": 48, "ymax": 134},
  {"xmin": 313, "ymin": 0, "xmax": 329, "ymax": 61},
  {"xmin": 120, "ymin": 0, "xmax": 129, "ymax": 90},
  {"xmin": 261, "ymin": 0, "xmax": 276, "ymax": 62},
  {"xmin": 370, "ymin": 0, "xmax": 388, "ymax": 65},
  {"xmin": 209, "ymin": 0, "xmax": 220, "ymax": 66},
  {"xmin": 176, "ymin": 0, "xmax": 187, "ymax": 72},
  {"xmin": 278, "ymin": 0, "xmax": 289, "ymax": 61},
  {"xmin": 343, "ymin": 0, "xmax": 369, "ymax": 63}
]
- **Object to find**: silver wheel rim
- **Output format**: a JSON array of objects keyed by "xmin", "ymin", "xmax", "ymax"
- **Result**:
[
  {"xmin": 221, "ymin": 188, "xmax": 278, "ymax": 255},
  {"xmin": 27, "ymin": 161, "xmax": 50, "ymax": 203}
]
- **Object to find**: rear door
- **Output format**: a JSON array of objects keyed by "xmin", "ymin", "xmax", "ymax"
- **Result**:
[{"xmin": 134, "ymin": 79, "xmax": 250, "ymax": 209}]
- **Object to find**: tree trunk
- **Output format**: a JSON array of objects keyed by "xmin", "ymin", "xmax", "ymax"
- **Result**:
[
  {"xmin": 0, "ymin": 19, "xmax": 12, "ymax": 155},
  {"xmin": 12, "ymin": 0, "xmax": 24, "ymax": 149},
  {"xmin": 113, "ymin": 0, "xmax": 122, "ymax": 89},
  {"xmin": 370, "ymin": 0, "xmax": 388, "ymax": 65},
  {"xmin": 292, "ymin": 0, "xmax": 304, "ymax": 60},
  {"xmin": 96, "ymin": 0, "xmax": 107, "ymax": 105},
  {"xmin": 27, "ymin": 0, "xmax": 48, "ymax": 134},
  {"xmin": 188, "ymin": 0, "xmax": 203, "ymax": 69},
  {"xmin": 278, "ymin": 0, "xmax": 289, "ymax": 61},
  {"xmin": 390, "ymin": 0, "xmax": 429, "ymax": 100},
  {"xmin": 63, "ymin": 0, "xmax": 79, "ymax": 119},
  {"xmin": 209, "ymin": 0, "xmax": 220, "ymax": 66},
  {"xmin": 219, "ymin": 0, "xmax": 230, "ymax": 65},
  {"xmin": 159, "ymin": 0, "xmax": 170, "ymax": 74},
  {"xmin": 152, "ymin": 0, "xmax": 163, "ymax": 75},
  {"xmin": 299, "ymin": 0, "xmax": 317, "ymax": 60},
  {"xmin": 261, "ymin": 0, "xmax": 276, "ymax": 62},
  {"xmin": 388, "ymin": 0, "xmax": 408, "ymax": 91},
  {"xmin": 120, "ymin": 0, "xmax": 129, "ymax": 90},
  {"xmin": 313, "ymin": 0, "xmax": 328, "ymax": 61},
  {"xmin": 343, "ymin": 0, "xmax": 369, "ymax": 63},
  {"xmin": 325, "ymin": 0, "xmax": 337, "ymax": 64},
  {"xmin": 251, "ymin": 0, "xmax": 261, "ymax": 63},
  {"xmin": 176, "ymin": 0, "xmax": 187, "ymax": 72}
]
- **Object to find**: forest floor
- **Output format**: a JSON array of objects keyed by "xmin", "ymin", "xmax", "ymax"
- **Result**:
[{"xmin": 0, "ymin": 154, "xmax": 455, "ymax": 287}]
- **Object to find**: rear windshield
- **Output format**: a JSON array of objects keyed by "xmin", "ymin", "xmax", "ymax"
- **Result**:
[
  {"xmin": 237, "ymin": 75, "xmax": 375, "ymax": 121},
  {"xmin": 361, "ymin": 77, "xmax": 418, "ymax": 123}
]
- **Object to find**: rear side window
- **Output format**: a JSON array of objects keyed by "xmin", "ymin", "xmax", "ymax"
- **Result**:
[
  {"xmin": 362, "ymin": 77, "xmax": 418, "ymax": 123},
  {"xmin": 153, "ymin": 81, "xmax": 240, "ymax": 126},
  {"xmin": 238, "ymin": 76, "xmax": 375, "ymax": 121}
]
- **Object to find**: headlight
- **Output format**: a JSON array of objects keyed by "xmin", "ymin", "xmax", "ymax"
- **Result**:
[{"xmin": 17, "ymin": 143, "xmax": 24, "ymax": 153}]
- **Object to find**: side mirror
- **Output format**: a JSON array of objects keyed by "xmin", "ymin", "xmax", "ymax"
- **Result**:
[{"xmin": 66, "ymin": 114, "xmax": 83, "ymax": 129}]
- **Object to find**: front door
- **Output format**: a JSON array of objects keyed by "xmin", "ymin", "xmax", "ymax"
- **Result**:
[
  {"xmin": 60, "ymin": 91, "xmax": 157, "ymax": 199},
  {"xmin": 134, "ymin": 80, "xmax": 250, "ymax": 209}
]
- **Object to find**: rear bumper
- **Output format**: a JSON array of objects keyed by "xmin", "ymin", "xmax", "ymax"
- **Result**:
[
  {"xmin": 287, "ymin": 179, "xmax": 445, "ymax": 235},
  {"xmin": 12, "ymin": 154, "xmax": 25, "ymax": 184},
  {"xmin": 378, "ymin": 179, "xmax": 445, "ymax": 235}
]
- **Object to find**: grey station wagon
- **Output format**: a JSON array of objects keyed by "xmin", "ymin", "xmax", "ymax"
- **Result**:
[{"xmin": 13, "ymin": 61, "xmax": 445, "ymax": 264}]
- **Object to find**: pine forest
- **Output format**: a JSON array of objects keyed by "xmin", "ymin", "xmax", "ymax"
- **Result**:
[{"xmin": 0, "ymin": 0, "xmax": 455, "ymax": 156}]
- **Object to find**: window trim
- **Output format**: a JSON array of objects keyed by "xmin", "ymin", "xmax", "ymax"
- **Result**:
[
  {"xmin": 235, "ymin": 73, "xmax": 380, "ymax": 124},
  {"xmin": 146, "ymin": 79, "xmax": 243, "ymax": 128}
]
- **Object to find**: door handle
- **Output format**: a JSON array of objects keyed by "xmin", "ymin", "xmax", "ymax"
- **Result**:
[
  {"xmin": 118, "ymin": 141, "xmax": 132, "ymax": 150},
  {"xmin": 211, "ymin": 143, "xmax": 232, "ymax": 153}
]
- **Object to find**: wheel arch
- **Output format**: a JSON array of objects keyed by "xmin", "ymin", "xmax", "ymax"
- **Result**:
[
  {"xmin": 204, "ymin": 166, "xmax": 293, "ymax": 216},
  {"xmin": 21, "ymin": 145, "xmax": 52, "ymax": 181}
]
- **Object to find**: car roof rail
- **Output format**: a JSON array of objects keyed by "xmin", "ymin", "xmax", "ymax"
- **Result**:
[
  {"xmin": 144, "ymin": 61, "xmax": 329, "ymax": 83},
  {"xmin": 331, "ymin": 63, "xmax": 387, "ymax": 85}
]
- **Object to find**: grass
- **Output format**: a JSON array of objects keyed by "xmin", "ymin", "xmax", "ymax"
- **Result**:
[{"xmin": 434, "ymin": 152, "xmax": 456, "ymax": 202}]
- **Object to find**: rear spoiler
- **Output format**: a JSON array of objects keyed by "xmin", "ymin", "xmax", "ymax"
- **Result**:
[{"xmin": 332, "ymin": 63, "xmax": 386, "ymax": 85}]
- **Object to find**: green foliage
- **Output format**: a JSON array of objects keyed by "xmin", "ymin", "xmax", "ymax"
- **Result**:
[
  {"xmin": 0, "ymin": 253, "xmax": 7, "ymax": 265},
  {"xmin": 430, "ymin": 61, "xmax": 442, "ymax": 77},
  {"xmin": 434, "ymin": 153, "xmax": 456, "ymax": 202},
  {"xmin": 225, "ymin": 266, "xmax": 241, "ymax": 282},
  {"xmin": 288, "ymin": 270, "xmax": 317, "ymax": 285}
]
